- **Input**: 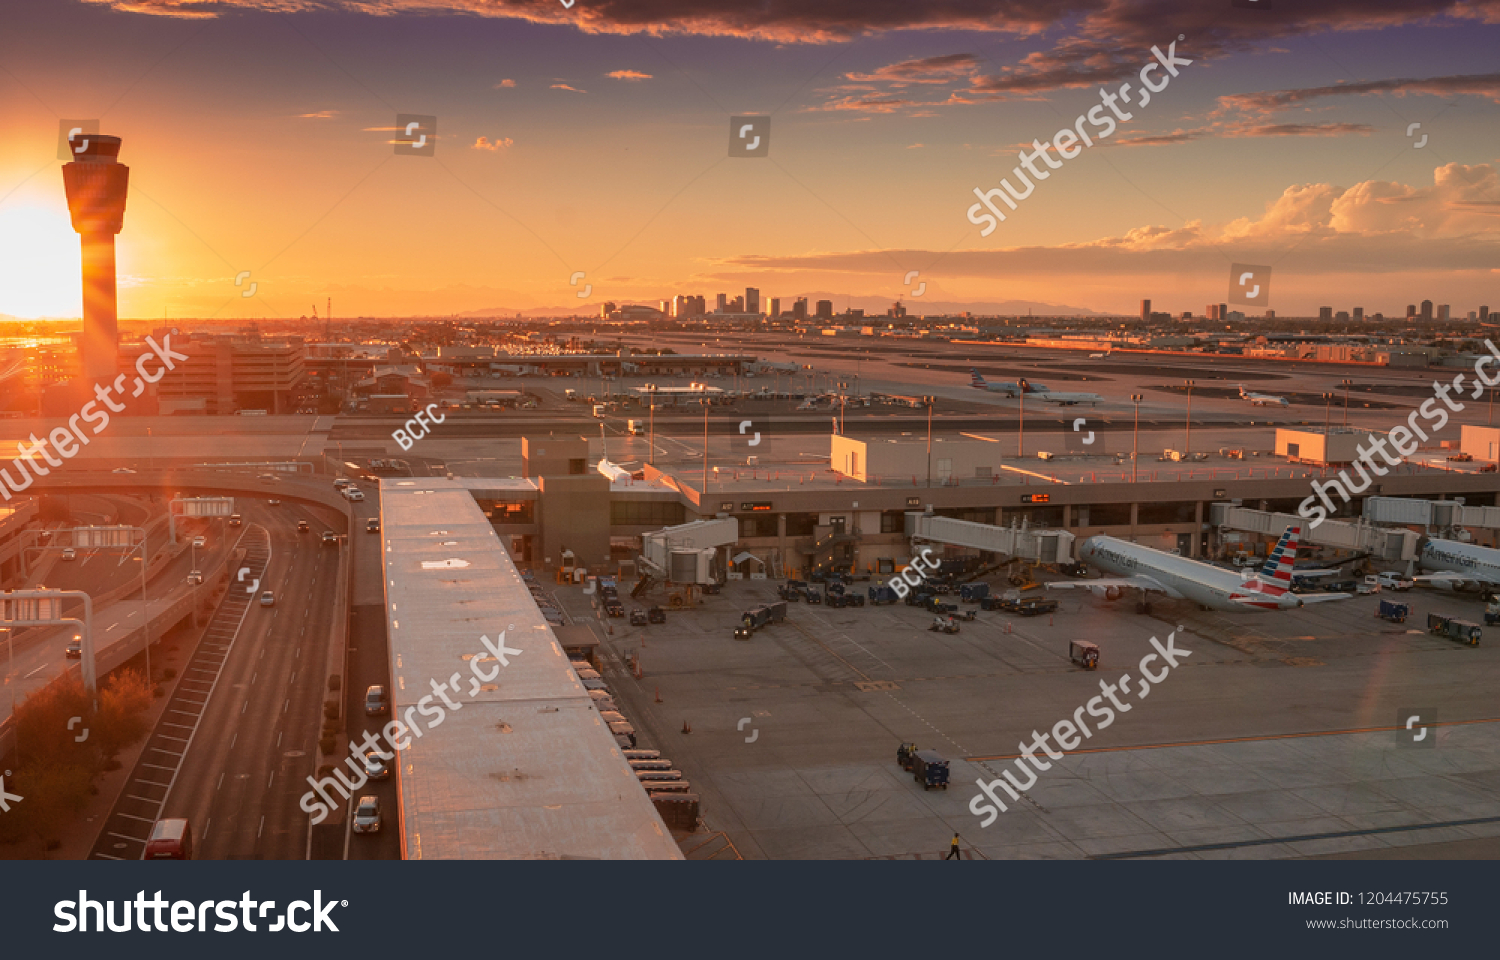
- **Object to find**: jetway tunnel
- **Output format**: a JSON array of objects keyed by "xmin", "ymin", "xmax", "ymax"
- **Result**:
[
  {"xmin": 1208, "ymin": 503, "xmax": 1419, "ymax": 561},
  {"xmin": 905, "ymin": 513, "xmax": 1075, "ymax": 564}
]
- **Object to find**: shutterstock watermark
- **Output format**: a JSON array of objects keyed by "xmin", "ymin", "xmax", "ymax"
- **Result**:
[
  {"xmin": 1297, "ymin": 341, "xmax": 1500, "ymax": 528},
  {"xmin": 0, "ymin": 334, "xmax": 188, "ymax": 501},
  {"xmin": 967, "ymin": 40, "xmax": 1193, "ymax": 236},
  {"xmin": 391, "ymin": 402, "xmax": 447, "ymax": 452},
  {"xmin": 888, "ymin": 546, "xmax": 941, "ymax": 600},
  {"xmin": 968, "ymin": 628, "xmax": 1191, "ymax": 826},
  {"xmin": 299, "ymin": 630, "xmax": 521, "ymax": 823}
]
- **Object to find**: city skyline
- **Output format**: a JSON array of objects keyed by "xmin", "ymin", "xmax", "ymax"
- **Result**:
[{"xmin": 1, "ymin": 0, "xmax": 1498, "ymax": 320}]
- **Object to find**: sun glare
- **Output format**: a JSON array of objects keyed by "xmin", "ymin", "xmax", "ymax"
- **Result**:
[{"xmin": 0, "ymin": 200, "xmax": 81, "ymax": 319}]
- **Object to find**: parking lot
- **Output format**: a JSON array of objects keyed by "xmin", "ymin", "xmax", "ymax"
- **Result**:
[{"xmin": 556, "ymin": 576, "xmax": 1500, "ymax": 859}]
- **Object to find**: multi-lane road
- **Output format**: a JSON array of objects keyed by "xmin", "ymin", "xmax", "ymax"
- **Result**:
[{"xmin": 87, "ymin": 493, "xmax": 361, "ymax": 860}]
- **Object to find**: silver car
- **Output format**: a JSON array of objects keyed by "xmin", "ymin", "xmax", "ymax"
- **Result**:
[{"xmin": 352, "ymin": 796, "xmax": 381, "ymax": 833}]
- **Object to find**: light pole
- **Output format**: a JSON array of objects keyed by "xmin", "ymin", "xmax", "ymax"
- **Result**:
[
  {"xmin": 1131, "ymin": 394, "xmax": 1144, "ymax": 483},
  {"xmin": 702, "ymin": 398, "xmax": 709, "ymax": 492},
  {"xmin": 1017, "ymin": 383, "xmax": 1025, "ymax": 461},
  {"xmin": 648, "ymin": 385, "xmax": 656, "ymax": 466},
  {"xmin": 1183, "ymin": 380, "xmax": 1194, "ymax": 459},
  {"xmin": 1340, "ymin": 378, "xmax": 1353, "ymax": 427},
  {"xmin": 925, "ymin": 395, "xmax": 935, "ymax": 488},
  {"xmin": 1322, "ymin": 391, "xmax": 1334, "ymax": 436}
]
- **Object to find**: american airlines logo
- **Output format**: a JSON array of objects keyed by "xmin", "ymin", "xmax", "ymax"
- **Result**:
[
  {"xmin": 1096, "ymin": 548, "xmax": 1138, "ymax": 569},
  {"xmin": 1426, "ymin": 547, "xmax": 1481, "ymax": 570}
]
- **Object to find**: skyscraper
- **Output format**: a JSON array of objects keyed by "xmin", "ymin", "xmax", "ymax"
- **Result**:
[
  {"xmin": 1438, "ymin": 304, "xmax": 1450, "ymax": 322},
  {"xmin": 1139, "ymin": 299, "xmax": 1151, "ymax": 323},
  {"xmin": 815, "ymin": 300, "xmax": 833, "ymax": 319},
  {"xmin": 769, "ymin": 298, "xmax": 780, "ymax": 318},
  {"xmin": 1481, "ymin": 306, "xmax": 1490, "ymax": 322},
  {"xmin": 716, "ymin": 293, "xmax": 727, "ymax": 313},
  {"xmin": 1318, "ymin": 306, "xmax": 1333, "ymax": 321},
  {"xmin": 745, "ymin": 287, "xmax": 760, "ymax": 314},
  {"xmin": 1420, "ymin": 300, "xmax": 1433, "ymax": 321},
  {"xmin": 1353, "ymin": 307, "xmax": 1363, "ymax": 321},
  {"xmin": 793, "ymin": 298, "xmax": 807, "ymax": 321},
  {"xmin": 62, "ymin": 134, "xmax": 130, "ymax": 384}
]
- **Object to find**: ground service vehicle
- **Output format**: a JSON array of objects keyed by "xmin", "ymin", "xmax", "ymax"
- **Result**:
[
  {"xmin": 736, "ymin": 601, "xmax": 787, "ymax": 639},
  {"xmin": 896, "ymin": 742, "xmax": 918, "ymax": 770},
  {"xmin": 910, "ymin": 750, "xmax": 950, "ymax": 790},
  {"xmin": 979, "ymin": 596, "xmax": 1005, "ymax": 611},
  {"xmin": 1377, "ymin": 599, "xmax": 1410, "ymax": 623},
  {"xmin": 1375, "ymin": 572, "xmax": 1414, "ymax": 591},
  {"xmin": 1070, "ymin": 640, "xmax": 1100, "ymax": 670},
  {"xmin": 647, "ymin": 606, "xmax": 666, "ymax": 624},
  {"xmin": 959, "ymin": 582, "xmax": 990, "ymax": 602},
  {"xmin": 929, "ymin": 616, "xmax": 960, "ymax": 634},
  {"xmin": 1428, "ymin": 612, "xmax": 1481, "ymax": 646},
  {"xmin": 868, "ymin": 585, "xmax": 899, "ymax": 605},
  {"xmin": 1015, "ymin": 597, "xmax": 1059, "ymax": 616},
  {"xmin": 1487, "ymin": 602, "xmax": 1500, "ymax": 626},
  {"xmin": 144, "ymin": 818, "xmax": 193, "ymax": 859},
  {"xmin": 630, "ymin": 608, "xmax": 648, "ymax": 626}
]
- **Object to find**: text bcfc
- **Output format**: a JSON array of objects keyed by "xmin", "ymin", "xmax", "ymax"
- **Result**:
[{"xmin": 392, "ymin": 403, "xmax": 446, "ymax": 451}]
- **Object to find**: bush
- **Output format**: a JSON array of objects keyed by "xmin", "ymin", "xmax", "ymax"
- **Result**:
[
  {"xmin": 318, "ymin": 737, "xmax": 337, "ymax": 756},
  {"xmin": 323, "ymin": 700, "xmax": 340, "ymax": 720},
  {"xmin": 162, "ymin": 667, "xmax": 177, "ymax": 680},
  {"xmin": 328, "ymin": 675, "xmax": 342, "ymax": 692}
]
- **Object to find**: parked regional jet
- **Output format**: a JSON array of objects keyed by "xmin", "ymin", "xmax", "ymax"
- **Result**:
[
  {"xmin": 1018, "ymin": 379, "xmax": 1104, "ymax": 407},
  {"xmin": 969, "ymin": 370, "xmax": 1021, "ymax": 395},
  {"xmin": 1048, "ymin": 525, "xmax": 1350, "ymax": 613},
  {"xmin": 1413, "ymin": 538, "xmax": 1500, "ymax": 591},
  {"xmin": 1238, "ymin": 385, "xmax": 1289, "ymax": 407}
]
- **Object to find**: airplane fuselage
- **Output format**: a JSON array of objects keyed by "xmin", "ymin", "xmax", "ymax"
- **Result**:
[
  {"xmin": 1419, "ymin": 539, "xmax": 1500, "ymax": 587},
  {"xmin": 1080, "ymin": 536, "xmax": 1297, "ymax": 612}
]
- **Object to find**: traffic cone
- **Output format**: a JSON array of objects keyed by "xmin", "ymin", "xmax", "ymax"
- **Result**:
[
  {"xmin": 682, "ymin": 720, "xmax": 692, "ymax": 734},
  {"xmin": 655, "ymin": 687, "xmax": 662, "ymax": 703},
  {"xmin": 634, "ymin": 661, "xmax": 643, "ymax": 679}
]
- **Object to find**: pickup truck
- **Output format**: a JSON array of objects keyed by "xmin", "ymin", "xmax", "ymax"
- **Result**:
[{"xmin": 1372, "ymin": 572, "xmax": 1413, "ymax": 591}]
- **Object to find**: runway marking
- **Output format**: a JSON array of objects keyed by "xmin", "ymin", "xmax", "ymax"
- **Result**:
[
  {"xmin": 1094, "ymin": 813, "xmax": 1500, "ymax": 860},
  {"xmin": 116, "ymin": 812, "xmax": 156, "ymax": 823},
  {"xmin": 125, "ymin": 794, "xmax": 161, "ymax": 804},
  {"xmin": 966, "ymin": 716, "xmax": 1500, "ymax": 762}
]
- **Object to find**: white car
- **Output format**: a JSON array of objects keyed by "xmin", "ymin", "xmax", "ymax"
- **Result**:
[
  {"xmin": 1374, "ymin": 572, "xmax": 1414, "ymax": 591},
  {"xmin": 345, "ymin": 489, "xmax": 365, "ymax": 502},
  {"xmin": 352, "ymin": 796, "xmax": 381, "ymax": 833},
  {"xmin": 192, "ymin": 536, "xmax": 206, "ymax": 548},
  {"xmin": 61, "ymin": 547, "xmax": 76, "ymax": 561},
  {"xmin": 259, "ymin": 591, "xmax": 275, "ymax": 607}
]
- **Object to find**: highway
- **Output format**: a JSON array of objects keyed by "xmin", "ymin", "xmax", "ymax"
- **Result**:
[{"xmin": 86, "ymin": 494, "xmax": 354, "ymax": 859}]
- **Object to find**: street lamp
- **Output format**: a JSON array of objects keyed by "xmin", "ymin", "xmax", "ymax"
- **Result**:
[
  {"xmin": 1340, "ymin": 378, "xmax": 1353, "ymax": 427},
  {"xmin": 701, "ymin": 398, "xmax": 710, "ymax": 492},
  {"xmin": 1322, "ymin": 391, "xmax": 1334, "ymax": 436},
  {"xmin": 925, "ymin": 396, "xmax": 935, "ymax": 488},
  {"xmin": 1183, "ymin": 380, "xmax": 1195, "ymax": 459},
  {"xmin": 1017, "ymin": 382, "xmax": 1025, "ymax": 460},
  {"xmin": 1131, "ymin": 394, "xmax": 1144, "ymax": 483}
]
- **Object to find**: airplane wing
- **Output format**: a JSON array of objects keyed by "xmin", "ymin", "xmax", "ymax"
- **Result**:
[
  {"xmin": 1296, "ymin": 593, "xmax": 1353, "ymax": 603},
  {"xmin": 1046, "ymin": 576, "xmax": 1183, "ymax": 599},
  {"xmin": 1411, "ymin": 571, "xmax": 1497, "ymax": 586}
]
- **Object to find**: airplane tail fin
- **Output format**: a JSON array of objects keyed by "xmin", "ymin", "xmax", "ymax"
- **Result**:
[
  {"xmin": 1259, "ymin": 525, "xmax": 1302, "ymax": 583},
  {"xmin": 970, "ymin": 369, "xmax": 986, "ymax": 388},
  {"xmin": 1019, "ymin": 378, "xmax": 1035, "ymax": 393}
]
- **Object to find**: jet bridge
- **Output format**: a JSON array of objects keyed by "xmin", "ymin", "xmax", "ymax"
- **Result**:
[
  {"xmin": 1209, "ymin": 503, "xmax": 1418, "ymax": 560},
  {"xmin": 906, "ymin": 513, "xmax": 1075, "ymax": 564},
  {"xmin": 1363, "ymin": 496, "xmax": 1500, "ymax": 533},
  {"xmin": 640, "ymin": 517, "xmax": 738, "ymax": 584}
]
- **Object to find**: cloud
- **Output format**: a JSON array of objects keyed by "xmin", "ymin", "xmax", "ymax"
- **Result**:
[
  {"xmin": 844, "ymin": 53, "xmax": 979, "ymax": 86},
  {"xmin": 495, "ymin": 78, "xmax": 516, "ymax": 88},
  {"xmin": 296, "ymin": 110, "xmax": 337, "ymax": 119},
  {"xmin": 606, "ymin": 69, "xmax": 653, "ymax": 80},
  {"xmin": 1227, "ymin": 121, "xmax": 1375, "ymax": 138},
  {"xmin": 721, "ymin": 164, "xmax": 1500, "ymax": 278},
  {"xmin": 551, "ymin": 83, "xmax": 586, "ymax": 93},
  {"xmin": 1217, "ymin": 72, "xmax": 1500, "ymax": 118},
  {"xmin": 472, "ymin": 136, "xmax": 515, "ymax": 151}
]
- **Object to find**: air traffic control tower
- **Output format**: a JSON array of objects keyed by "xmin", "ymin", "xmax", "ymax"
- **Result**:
[{"xmin": 62, "ymin": 134, "xmax": 130, "ymax": 384}]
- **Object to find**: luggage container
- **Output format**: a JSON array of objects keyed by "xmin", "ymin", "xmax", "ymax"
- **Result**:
[
  {"xmin": 636, "ymin": 768, "xmax": 684, "ymax": 782},
  {"xmin": 868, "ymin": 585, "xmax": 899, "ymax": 605},
  {"xmin": 959, "ymin": 582, "xmax": 991, "ymax": 603},
  {"xmin": 650, "ymin": 792, "xmax": 701, "ymax": 831},
  {"xmin": 608, "ymin": 721, "xmax": 637, "ymax": 746},
  {"xmin": 644, "ymin": 780, "xmax": 692, "ymax": 794},
  {"xmin": 1377, "ymin": 599, "xmax": 1410, "ymax": 623},
  {"xmin": 628, "ymin": 759, "xmax": 676, "ymax": 771},
  {"xmin": 1428, "ymin": 612, "xmax": 1481, "ymax": 646},
  {"xmin": 1069, "ymin": 640, "xmax": 1100, "ymax": 670},
  {"xmin": 910, "ymin": 750, "xmax": 950, "ymax": 790},
  {"xmin": 622, "ymin": 748, "xmax": 662, "ymax": 761}
]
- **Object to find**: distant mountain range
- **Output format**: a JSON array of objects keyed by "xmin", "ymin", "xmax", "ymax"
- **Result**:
[{"xmin": 459, "ymin": 293, "xmax": 1108, "ymax": 318}]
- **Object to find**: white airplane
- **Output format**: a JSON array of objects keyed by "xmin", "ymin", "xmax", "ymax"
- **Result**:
[
  {"xmin": 1238, "ymin": 385, "xmax": 1289, "ymax": 407},
  {"xmin": 969, "ymin": 369, "xmax": 1021, "ymax": 395},
  {"xmin": 1048, "ymin": 525, "xmax": 1350, "ymax": 613},
  {"xmin": 1413, "ymin": 538, "xmax": 1500, "ymax": 591},
  {"xmin": 1018, "ymin": 378, "xmax": 1104, "ymax": 407}
]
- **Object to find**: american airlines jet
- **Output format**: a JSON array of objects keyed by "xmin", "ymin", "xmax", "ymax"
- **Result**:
[
  {"xmin": 1414, "ymin": 538, "xmax": 1500, "ymax": 590},
  {"xmin": 969, "ymin": 370, "xmax": 1021, "ymax": 395},
  {"xmin": 1048, "ymin": 525, "xmax": 1349, "ymax": 614}
]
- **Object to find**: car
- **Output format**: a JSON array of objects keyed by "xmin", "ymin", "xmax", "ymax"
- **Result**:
[
  {"xmin": 647, "ymin": 606, "xmax": 666, "ymax": 624},
  {"xmin": 192, "ymin": 536, "xmax": 206, "ymax": 548},
  {"xmin": 111, "ymin": 467, "xmax": 137, "ymax": 474},
  {"xmin": 228, "ymin": 514, "xmax": 242, "ymax": 527},
  {"xmin": 352, "ymin": 796, "xmax": 381, "ymax": 834},
  {"xmin": 65, "ymin": 637, "xmax": 82, "ymax": 659},
  {"xmin": 186, "ymin": 570, "xmax": 203, "ymax": 585},
  {"xmin": 362, "ymin": 750, "xmax": 390, "ymax": 780},
  {"xmin": 367, "ymin": 518, "xmax": 380, "ymax": 533},
  {"xmin": 322, "ymin": 530, "xmax": 338, "ymax": 545},
  {"xmin": 257, "ymin": 473, "xmax": 278, "ymax": 482},
  {"xmin": 629, "ymin": 608, "xmax": 648, "ymax": 626},
  {"xmin": 1374, "ymin": 572, "xmax": 1414, "ymax": 591},
  {"xmin": 267, "ymin": 499, "xmax": 281, "ymax": 506},
  {"xmin": 297, "ymin": 519, "xmax": 310, "ymax": 532},
  {"xmin": 144, "ymin": 818, "xmax": 193, "ymax": 859},
  {"xmin": 334, "ymin": 477, "xmax": 351, "ymax": 489},
  {"xmin": 345, "ymin": 489, "xmax": 365, "ymax": 502},
  {"xmin": 61, "ymin": 547, "xmax": 76, "ymax": 561},
  {"xmin": 365, "ymin": 685, "xmax": 388, "ymax": 715},
  {"xmin": 259, "ymin": 590, "xmax": 275, "ymax": 606}
]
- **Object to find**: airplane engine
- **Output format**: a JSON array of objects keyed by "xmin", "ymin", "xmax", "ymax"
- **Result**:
[{"xmin": 1096, "ymin": 585, "xmax": 1123, "ymax": 601}]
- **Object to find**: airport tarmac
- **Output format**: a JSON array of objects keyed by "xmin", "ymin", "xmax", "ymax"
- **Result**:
[{"xmin": 562, "ymin": 577, "xmax": 1500, "ymax": 860}]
